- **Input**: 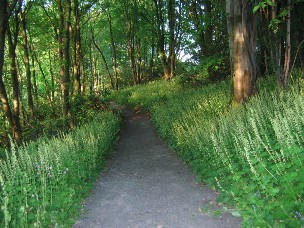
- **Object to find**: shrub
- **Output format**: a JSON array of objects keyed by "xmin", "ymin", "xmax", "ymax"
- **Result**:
[
  {"xmin": 111, "ymin": 78, "xmax": 304, "ymax": 227},
  {"xmin": 0, "ymin": 111, "xmax": 121, "ymax": 227}
]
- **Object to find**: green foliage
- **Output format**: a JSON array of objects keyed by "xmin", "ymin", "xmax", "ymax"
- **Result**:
[
  {"xmin": 0, "ymin": 112, "xmax": 121, "ymax": 226},
  {"xmin": 109, "ymin": 80, "xmax": 181, "ymax": 111},
  {"xmin": 111, "ymin": 78, "xmax": 304, "ymax": 227},
  {"xmin": 175, "ymin": 55, "xmax": 230, "ymax": 88}
]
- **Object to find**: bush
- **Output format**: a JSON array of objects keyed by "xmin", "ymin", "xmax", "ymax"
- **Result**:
[
  {"xmin": 175, "ymin": 55, "xmax": 230, "ymax": 88},
  {"xmin": 111, "ymin": 78, "xmax": 304, "ymax": 227},
  {"xmin": 0, "ymin": 111, "xmax": 121, "ymax": 227}
]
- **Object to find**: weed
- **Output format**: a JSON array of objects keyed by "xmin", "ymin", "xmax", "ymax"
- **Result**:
[
  {"xmin": 0, "ymin": 112, "xmax": 121, "ymax": 226},
  {"xmin": 111, "ymin": 78, "xmax": 304, "ymax": 227}
]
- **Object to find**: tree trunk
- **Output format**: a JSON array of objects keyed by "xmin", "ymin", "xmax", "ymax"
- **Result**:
[
  {"xmin": 107, "ymin": 9, "xmax": 118, "ymax": 90},
  {"xmin": 32, "ymin": 47, "xmax": 51, "ymax": 102},
  {"xmin": 168, "ymin": 0, "xmax": 175, "ymax": 78},
  {"xmin": 204, "ymin": 0, "xmax": 213, "ymax": 56},
  {"xmin": 0, "ymin": 0, "xmax": 19, "ymax": 141},
  {"xmin": 31, "ymin": 47, "xmax": 38, "ymax": 102},
  {"xmin": 281, "ymin": 0, "xmax": 291, "ymax": 86},
  {"xmin": 7, "ymin": 20, "xmax": 22, "ymax": 141},
  {"xmin": 136, "ymin": 37, "xmax": 142, "ymax": 84},
  {"xmin": 127, "ymin": 19, "xmax": 137, "ymax": 85},
  {"xmin": 227, "ymin": 0, "xmax": 257, "ymax": 103},
  {"xmin": 20, "ymin": 12, "xmax": 34, "ymax": 119},
  {"xmin": 48, "ymin": 50, "xmax": 55, "ymax": 101},
  {"xmin": 81, "ymin": 55, "xmax": 85, "ymax": 95},
  {"xmin": 92, "ymin": 34, "xmax": 115, "ymax": 89},
  {"xmin": 149, "ymin": 31, "xmax": 155, "ymax": 79},
  {"xmin": 73, "ymin": 0, "xmax": 81, "ymax": 94},
  {"xmin": 63, "ymin": 0, "xmax": 72, "ymax": 126},
  {"xmin": 153, "ymin": 0, "xmax": 171, "ymax": 80}
]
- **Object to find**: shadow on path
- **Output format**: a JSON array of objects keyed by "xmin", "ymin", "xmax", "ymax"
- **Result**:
[{"xmin": 74, "ymin": 103, "xmax": 241, "ymax": 228}]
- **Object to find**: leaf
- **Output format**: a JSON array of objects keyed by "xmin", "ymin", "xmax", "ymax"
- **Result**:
[
  {"xmin": 270, "ymin": 187, "xmax": 280, "ymax": 196},
  {"xmin": 231, "ymin": 211, "xmax": 242, "ymax": 217},
  {"xmin": 253, "ymin": 5, "xmax": 260, "ymax": 14},
  {"xmin": 266, "ymin": 0, "xmax": 275, "ymax": 6},
  {"xmin": 213, "ymin": 210, "xmax": 222, "ymax": 217}
]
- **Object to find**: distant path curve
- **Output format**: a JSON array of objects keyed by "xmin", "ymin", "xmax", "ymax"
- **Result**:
[{"xmin": 74, "ymin": 103, "xmax": 241, "ymax": 228}]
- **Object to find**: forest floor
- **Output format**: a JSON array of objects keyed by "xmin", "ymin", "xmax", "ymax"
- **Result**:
[{"xmin": 73, "ymin": 103, "xmax": 241, "ymax": 228}]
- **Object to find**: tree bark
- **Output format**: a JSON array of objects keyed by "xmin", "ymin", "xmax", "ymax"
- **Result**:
[
  {"xmin": 7, "ymin": 15, "xmax": 22, "ymax": 141},
  {"xmin": 281, "ymin": 0, "xmax": 291, "ymax": 86},
  {"xmin": 48, "ymin": 50, "xmax": 55, "ymax": 101},
  {"xmin": 63, "ymin": 0, "xmax": 72, "ymax": 125},
  {"xmin": 32, "ymin": 46, "xmax": 51, "ymax": 102},
  {"xmin": 92, "ymin": 34, "xmax": 115, "ymax": 89},
  {"xmin": 106, "ymin": 9, "xmax": 118, "ymax": 90},
  {"xmin": 20, "ymin": 11, "xmax": 34, "ymax": 119},
  {"xmin": 227, "ymin": 0, "xmax": 258, "ymax": 103},
  {"xmin": 73, "ymin": 0, "xmax": 81, "ymax": 94},
  {"xmin": 0, "ymin": 0, "xmax": 17, "ymax": 141},
  {"xmin": 168, "ymin": 0, "xmax": 175, "ymax": 78}
]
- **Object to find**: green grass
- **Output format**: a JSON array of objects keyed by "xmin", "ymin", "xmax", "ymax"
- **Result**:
[
  {"xmin": 0, "ymin": 111, "xmax": 121, "ymax": 227},
  {"xmin": 110, "ymin": 77, "xmax": 304, "ymax": 227}
]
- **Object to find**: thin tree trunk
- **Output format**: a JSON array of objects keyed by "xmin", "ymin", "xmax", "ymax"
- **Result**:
[
  {"xmin": 168, "ymin": 0, "xmax": 175, "ymax": 78},
  {"xmin": 17, "ymin": 58, "xmax": 26, "ymax": 126},
  {"xmin": 281, "ymin": 0, "xmax": 291, "ymax": 86},
  {"xmin": 31, "ymin": 48, "xmax": 38, "ymax": 102},
  {"xmin": 73, "ymin": 0, "xmax": 81, "ymax": 94},
  {"xmin": 126, "ymin": 18, "xmax": 137, "ymax": 85},
  {"xmin": 20, "ymin": 13, "xmax": 34, "ymax": 119},
  {"xmin": 299, "ymin": 43, "xmax": 304, "ymax": 74},
  {"xmin": 107, "ymin": 9, "xmax": 118, "ymax": 90},
  {"xmin": 63, "ymin": 0, "xmax": 72, "ymax": 126},
  {"xmin": 48, "ymin": 50, "xmax": 55, "ymax": 101},
  {"xmin": 33, "ymin": 48, "xmax": 51, "ymax": 102},
  {"xmin": 136, "ymin": 37, "xmax": 142, "ymax": 84},
  {"xmin": 149, "ymin": 29, "xmax": 155, "ymax": 79},
  {"xmin": 81, "ymin": 55, "xmax": 85, "ymax": 95},
  {"xmin": 92, "ymin": 34, "xmax": 115, "ymax": 89}
]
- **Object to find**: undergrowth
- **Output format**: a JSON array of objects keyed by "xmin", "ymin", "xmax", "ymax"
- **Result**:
[
  {"xmin": 110, "ymin": 77, "xmax": 304, "ymax": 227},
  {"xmin": 0, "ymin": 111, "xmax": 121, "ymax": 226}
]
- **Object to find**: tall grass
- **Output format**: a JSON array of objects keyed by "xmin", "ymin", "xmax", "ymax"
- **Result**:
[
  {"xmin": 111, "ymin": 78, "xmax": 304, "ymax": 227},
  {"xmin": 0, "ymin": 111, "xmax": 121, "ymax": 226}
]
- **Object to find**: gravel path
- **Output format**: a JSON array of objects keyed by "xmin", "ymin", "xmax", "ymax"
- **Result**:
[{"xmin": 74, "ymin": 104, "xmax": 241, "ymax": 228}]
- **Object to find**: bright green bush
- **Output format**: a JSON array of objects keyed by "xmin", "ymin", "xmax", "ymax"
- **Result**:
[
  {"xmin": 111, "ymin": 78, "xmax": 304, "ymax": 227},
  {"xmin": 109, "ymin": 80, "xmax": 180, "ymax": 111},
  {"xmin": 0, "ymin": 111, "xmax": 121, "ymax": 227}
]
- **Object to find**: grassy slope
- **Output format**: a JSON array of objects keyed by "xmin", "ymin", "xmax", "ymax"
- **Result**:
[
  {"xmin": 0, "ymin": 111, "xmax": 121, "ymax": 227},
  {"xmin": 110, "ymin": 78, "xmax": 304, "ymax": 227}
]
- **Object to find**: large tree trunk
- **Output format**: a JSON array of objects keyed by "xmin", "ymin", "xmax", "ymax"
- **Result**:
[
  {"xmin": 7, "ymin": 19, "xmax": 22, "ymax": 141},
  {"xmin": 227, "ymin": 0, "xmax": 257, "ymax": 103},
  {"xmin": 0, "ymin": 0, "xmax": 18, "ymax": 141},
  {"xmin": 58, "ymin": 0, "xmax": 72, "ymax": 126},
  {"xmin": 153, "ymin": 0, "xmax": 171, "ymax": 80}
]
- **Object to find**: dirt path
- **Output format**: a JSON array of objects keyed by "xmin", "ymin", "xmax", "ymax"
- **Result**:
[{"xmin": 74, "ymin": 104, "xmax": 241, "ymax": 228}]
